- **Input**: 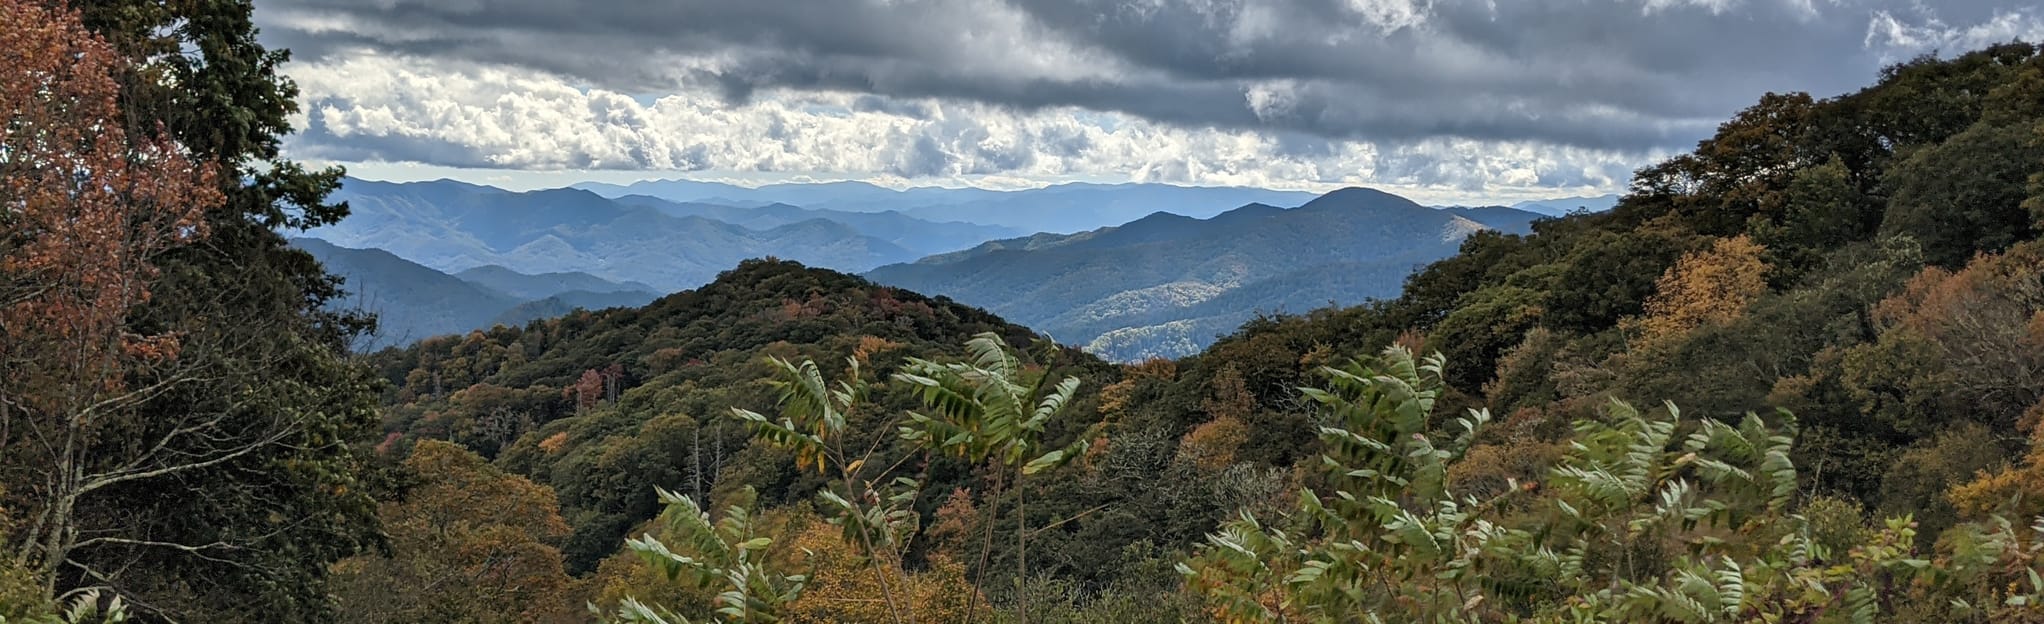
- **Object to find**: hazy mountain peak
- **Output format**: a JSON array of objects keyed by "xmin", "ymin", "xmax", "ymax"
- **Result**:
[
  {"xmin": 453, "ymin": 264, "xmax": 656, "ymax": 300},
  {"xmin": 576, "ymin": 177, "xmax": 1319, "ymax": 233},
  {"xmin": 1122, "ymin": 210, "xmax": 1199, "ymax": 227},
  {"xmin": 1298, "ymin": 186, "xmax": 1423, "ymax": 212}
]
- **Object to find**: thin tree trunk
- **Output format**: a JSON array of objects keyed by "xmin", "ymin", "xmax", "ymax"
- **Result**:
[
  {"xmin": 962, "ymin": 469, "xmax": 1004, "ymax": 624},
  {"xmin": 1015, "ymin": 471, "xmax": 1028, "ymax": 624},
  {"xmin": 841, "ymin": 458, "xmax": 910, "ymax": 624},
  {"xmin": 34, "ymin": 489, "xmax": 77, "ymax": 596},
  {"xmin": 859, "ymin": 530, "xmax": 909, "ymax": 624}
]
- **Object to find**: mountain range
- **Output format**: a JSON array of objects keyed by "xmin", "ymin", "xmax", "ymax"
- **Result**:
[
  {"xmin": 452, "ymin": 264, "xmax": 657, "ymax": 300},
  {"xmin": 302, "ymin": 178, "xmax": 1557, "ymax": 357},
  {"xmin": 866, "ymin": 188, "xmax": 1544, "ymax": 361},
  {"xmin": 608, "ymin": 195, "xmax": 1023, "ymax": 256},
  {"xmin": 576, "ymin": 179, "xmax": 1321, "ymax": 234},
  {"xmin": 292, "ymin": 237, "xmax": 658, "ymax": 349},
  {"xmin": 305, "ymin": 178, "xmax": 1002, "ymax": 291}
]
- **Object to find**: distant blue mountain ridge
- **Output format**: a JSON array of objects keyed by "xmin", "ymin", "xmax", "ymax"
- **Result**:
[
  {"xmin": 289, "ymin": 237, "xmax": 659, "ymax": 351},
  {"xmin": 301, "ymin": 177, "xmax": 1569, "ymax": 357},
  {"xmin": 866, "ymin": 187, "xmax": 1549, "ymax": 361},
  {"xmin": 307, "ymin": 177, "xmax": 1009, "ymax": 292},
  {"xmin": 575, "ymin": 178, "xmax": 1323, "ymax": 234}
]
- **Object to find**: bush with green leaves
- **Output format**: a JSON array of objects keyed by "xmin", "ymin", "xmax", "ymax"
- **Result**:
[
  {"xmin": 893, "ymin": 332, "xmax": 1097, "ymax": 623},
  {"xmin": 730, "ymin": 355, "xmax": 926, "ymax": 623},
  {"xmin": 615, "ymin": 332, "xmax": 1099, "ymax": 624},
  {"xmin": 1180, "ymin": 346, "xmax": 2044, "ymax": 623},
  {"xmin": 607, "ymin": 487, "xmax": 806, "ymax": 624}
]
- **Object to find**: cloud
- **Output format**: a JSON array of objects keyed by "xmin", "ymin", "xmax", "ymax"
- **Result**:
[
  {"xmin": 255, "ymin": 0, "xmax": 2044, "ymax": 195},
  {"xmin": 284, "ymin": 55, "xmax": 1648, "ymax": 193},
  {"xmin": 1866, "ymin": 7, "xmax": 2044, "ymax": 58}
]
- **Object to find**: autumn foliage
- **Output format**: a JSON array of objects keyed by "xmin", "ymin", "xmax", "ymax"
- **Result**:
[
  {"xmin": 1181, "ymin": 366, "xmax": 1255, "ymax": 470},
  {"xmin": 328, "ymin": 441, "xmax": 579, "ymax": 623},
  {"xmin": 1874, "ymin": 241, "xmax": 2044, "ymax": 417},
  {"xmin": 0, "ymin": 0, "xmax": 218, "ymax": 361},
  {"xmin": 1627, "ymin": 234, "xmax": 1768, "ymax": 347},
  {"xmin": 783, "ymin": 521, "xmax": 979, "ymax": 624},
  {"xmin": 0, "ymin": 0, "xmax": 222, "ymax": 595}
]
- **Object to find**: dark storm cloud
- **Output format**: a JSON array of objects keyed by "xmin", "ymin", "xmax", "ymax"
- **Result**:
[{"xmin": 256, "ymin": 0, "xmax": 2043, "ymax": 155}]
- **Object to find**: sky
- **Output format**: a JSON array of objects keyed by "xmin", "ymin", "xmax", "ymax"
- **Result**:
[{"xmin": 253, "ymin": 0, "xmax": 2044, "ymax": 204}]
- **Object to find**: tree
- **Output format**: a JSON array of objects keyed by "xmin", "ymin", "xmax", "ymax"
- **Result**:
[
  {"xmin": 1430, "ymin": 285, "xmax": 1544, "ymax": 391},
  {"xmin": 1627, "ymin": 235, "xmax": 1770, "ymax": 348},
  {"xmin": 1181, "ymin": 366, "xmax": 1253, "ymax": 470},
  {"xmin": 1748, "ymin": 157, "xmax": 1873, "ymax": 278},
  {"xmin": 1178, "ymin": 346, "xmax": 1494, "ymax": 622},
  {"xmin": 781, "ymin": 521, "xmax": 976, "ymax": 624},
  {"xmin": 1821, "ymin": 240, "xmax": 2044, "ymax": 440},
  {"xmin": 1951, "ymin": 424, "xmax": 2044, "ymax": 523},
  {"xmin": 1638, "ymin": 92, "xmax": 1820, "ymax": 237},
  {"xmin": 611, "ymin": 487, "xmax": 807, "ymax": 624},
  {"xmin": 1541, "ymin": 227, "xmax": 1696, "ymax": 335},
  {"xmin": 571, "ymin": 369, "xmax": 607, "ymax": 412},
  {"xmin": 0, "ymin": 0, "xmax": 223, "ymax": 604},
  {"xmin": 1881, "ymin": 121, "xmax": 2044, "ymax": 267},
  {"xmin": 1871, "ymin": 241, "xmax": 2044, "ymax": 426},
  {"xmin": 327, "ymin": 441, "xmax": 578, "ymax": 623},
  {"xmin": 23, "ymin": 0, "xmax": 390, "ymax": 618},
  {"xmin": 619, "ymin": 333, "xmax": 1102, "ymax": 623}
]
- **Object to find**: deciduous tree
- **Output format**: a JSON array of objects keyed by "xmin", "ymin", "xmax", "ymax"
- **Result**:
[
  {"xmin": 0, "ymin": 0, "xmax": 222, "ymax": 604},
  {"xmin": 328, "ymin": 441, "xmax": 578, "ymax": 623},
  {"xmin": 1627, "ymin": 234, "xmax": 1770, "ymax": 348}
]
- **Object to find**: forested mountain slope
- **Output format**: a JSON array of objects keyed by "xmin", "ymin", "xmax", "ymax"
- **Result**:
[
  {"xmin": 358, "ymin": 259, "xmax": 1116, "ymax": 580},
  {"xmin": 611, "ymin": 196, "xmax": 1024, "ymax": 257},
  {"xmin": 21, "ymin": 10, "xmax": 2035, "ymax": 620},
  {"xmin": 1150, "ymin": 41, "xmax": 2044, "ymax": 547},
  {"xmin": 292, "ymin": 238, "xmax": 523, "ymax": 347}
]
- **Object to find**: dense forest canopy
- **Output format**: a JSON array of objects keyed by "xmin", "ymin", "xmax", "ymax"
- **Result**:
[{"xmin": 5, "ymin": 0, "xmax": 2044, "ymax": 621}]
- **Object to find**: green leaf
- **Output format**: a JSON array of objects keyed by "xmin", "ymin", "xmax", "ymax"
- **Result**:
[{"xmin": 1023, "ymin": 449, "xmax": 1067, "ymax": 475}]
